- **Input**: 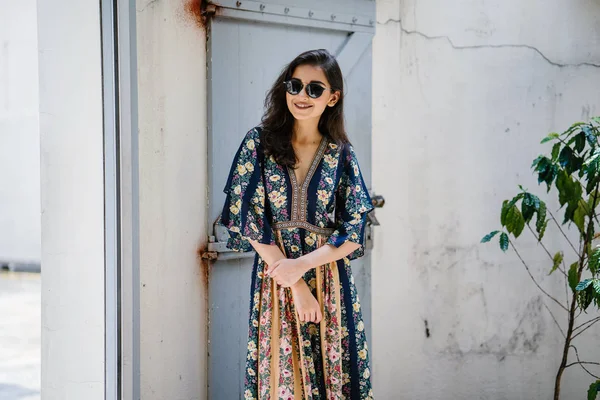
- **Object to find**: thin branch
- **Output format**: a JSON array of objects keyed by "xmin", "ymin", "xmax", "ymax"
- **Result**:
[
  {"xmin": 572, "ymin": 317, "xmax": 600, "ymax": 340},
  {"xmin": 527, "ymin": 224, "xmax": 568, "ymax": 279},
  {"xmin": 547, "ymin": 210, "xmax": 579, "ymax": 255},
  {"xmin": 574, "ymin": 316, "xmax": 600, "ymax": 332},
  {"xmin": 509, "ymin": 241, "xmax": 568, "ymax": 311},
  {"xmin": 568, "ymin": 345, "xmax": 600, "ymax": 379},
  {"xmin": 565, "ymin": 361, "xmax": 600, "ymax": 368},
  {"xmin": 543, "ymin": 301, "xmax": 566, "ymax": 338}
]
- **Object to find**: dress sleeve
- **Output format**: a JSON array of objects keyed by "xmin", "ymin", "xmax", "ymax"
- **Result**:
[
  {"xmin": 325, "ymin": 144, "xmax": 375, "ymax": 260},
  {"xmin": 218, "ymin": 127, "xmax": 275, "ymax": 252}
]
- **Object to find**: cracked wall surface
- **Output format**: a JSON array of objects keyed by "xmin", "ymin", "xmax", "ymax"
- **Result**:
[{"xmin": 372, "ymin": 0, "xmax": 600, "ymax": 399}]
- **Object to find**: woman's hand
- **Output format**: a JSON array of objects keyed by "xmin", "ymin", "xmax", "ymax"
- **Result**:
[
  {"xmin": 267, "ymin": 258, "xmax": 310, "ymax": 287},
  {"xmin": 290, "ymin": 280, "xmax": 322, "ymax": 323}
]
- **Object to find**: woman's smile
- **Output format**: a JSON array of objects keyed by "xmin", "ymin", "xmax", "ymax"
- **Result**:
[{"xmin": 294, "ymin": 102, "xmax": 313, "ymax": 110}]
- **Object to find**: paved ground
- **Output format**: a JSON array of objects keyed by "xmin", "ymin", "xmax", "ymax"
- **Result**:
[{"xmin": 0, "ymin": 272, "xmax": 40, "ymax": 400}]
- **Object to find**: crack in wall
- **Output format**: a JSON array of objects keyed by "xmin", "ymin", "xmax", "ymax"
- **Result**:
[
  {"xmin": 137, "ymin": 0, "xmax": 159, "ymax": 13},
  {"xmin": 378, "ymin": 18, "xmax": 600, "ymax": 69}
]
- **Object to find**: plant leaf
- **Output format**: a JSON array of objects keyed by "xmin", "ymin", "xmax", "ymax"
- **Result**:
[
  {"xmin": 583, "ymin": 125, "xmax": 597, "ymax": 146},
  {"xmin": 575, "ymin": 132, "xmax": 586, "ymax": 153},
  {"xmin": 578, "ymin": 284, "xmax": 595, "ymax": 311},
  {"xmin": 506, "ymin": 205, "xmax": 525, "ymax": 238},
  {"xmin": 531, "ymin": 155, "xmax": 545, "ymax": 169},
  {"xmin": 499, "ymin": 232, "xmax": 509, "ymax": 252},
  {"xmin": 576, "ymin": 278, "xmax": 593, "ymax": 291},
  {"xmin": 500, "ymin": 200, "xmax": 509, "ymax": 226},
  {"xmin": 536, "ymin": 202, "xmax": 547, "ymax": 240},
  {"xmin": 588, "ymin": 380, "xmax": 600, "ymax": 400},
  {"xmin": 541, "ymin": 132, "xmax": 559, "ymax": 143},
  {"xmin": 556, "ymin": 170, "xmax": 570, "ymax": 207},
  {"xmin": 568, "ymin": 262, "xmax": 579, "ymax": 292},
  {"xmin": 521, "ymin": 193, "xmax": 535, "ymax": 223},
  {"xmin": 559, "ymin": 145, "xmax": 573, "ymax": 169},
  {"xmin": 589, "ymin": 247, "xmax": 600, "ymax": 276},
  {"xmin": 549, "ymin": 251, "xmax": 563, "ymax": 275},
  {"xmin": 573, "ymin": 200, "xmax": 587, "ymax": 234},
  {"xmin": 481, "ymin": 230, "xmax": 500, "ymax": 243}
]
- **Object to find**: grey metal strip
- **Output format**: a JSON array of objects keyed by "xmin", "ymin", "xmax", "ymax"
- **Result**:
[
  {"xmin": 100, "ymin": 0, "xmax": 119, "ymax": 398},
  {"xmin": 215, "ymin": 3, "xmax": 375, "ymax": 33},
  {"xmin": 116, "ymin": 0, "xmax": 140, "ymax": 399}
]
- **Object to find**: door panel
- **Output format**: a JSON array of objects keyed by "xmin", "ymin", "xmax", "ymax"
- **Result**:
[{"xmin": 207, "ymin": 3, "xmax": 374, "ymax": 396}]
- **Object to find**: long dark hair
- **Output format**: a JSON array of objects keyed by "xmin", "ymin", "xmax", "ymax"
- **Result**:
[{"xmin": 260, "ymin": 49, "xmax": 350, "ymax": 168}]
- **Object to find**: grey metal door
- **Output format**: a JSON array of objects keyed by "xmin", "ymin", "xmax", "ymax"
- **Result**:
[{"xmin": 206, "ymin": 1, "xmax": 375, "ymax": 397}]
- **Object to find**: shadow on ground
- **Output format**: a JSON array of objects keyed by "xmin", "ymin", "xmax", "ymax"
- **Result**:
[{"xmin": 0, "ymin": 383, "xmax": 39, "ymax": 398}]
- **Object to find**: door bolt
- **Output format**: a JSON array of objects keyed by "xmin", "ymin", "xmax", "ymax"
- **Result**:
[
  {"xmin": 200, "ymin": 251, "xmax": 218, "ymax": 260},
  {"xmin": 235, "ymin": 1, "xmax": 241, "ymax": 7},
  {"xmin": 369, "ymin": 19, "xmax": 374, "ymax": 25},
  {"xmin": 308, "ymin": 10, "xmax": 314, "ymax": 17},
  {"xmin": 284, "ymin": 7, "xmax": 289, "ymax": 14},
  {"xmin": 331, "ymin": 14, "xmax": 336, "ymax": 20},
  {"xmin": 259, "ymin": 4, "xmax": 265, "ymax": 11},
  {"xmin": 352, "ymin": 17, "xmax": 358, "ymax": 23}
]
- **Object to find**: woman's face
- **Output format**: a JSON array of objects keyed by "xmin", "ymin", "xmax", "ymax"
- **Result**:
[{"xmin": 285, "ymin": 64, "xmax": 340, "ymax": 121}]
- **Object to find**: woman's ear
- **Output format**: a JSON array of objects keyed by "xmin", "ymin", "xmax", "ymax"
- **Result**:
[{"xmin": 328, "ymin": 91, "xmax": 340, "ymax": 107}]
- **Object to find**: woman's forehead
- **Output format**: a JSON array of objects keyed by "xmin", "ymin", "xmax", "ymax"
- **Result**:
[{"xmin": 292, "ymin": 64, "xmax": 328, "ymax": 84}]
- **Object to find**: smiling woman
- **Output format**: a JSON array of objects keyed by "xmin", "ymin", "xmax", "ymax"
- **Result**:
[{"xmin": 218, "ymin": 49, "xmax": 374, "ymax": 400}]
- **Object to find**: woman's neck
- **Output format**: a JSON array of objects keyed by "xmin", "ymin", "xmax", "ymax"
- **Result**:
[{"xmin": 292, "ymin": 119, "xmax": 322, "ymax": 145}]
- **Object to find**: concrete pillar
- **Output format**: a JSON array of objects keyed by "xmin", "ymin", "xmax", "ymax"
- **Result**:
[{"xmin": 136, "ymin": 0, "xmax": 209, "ymax": 398}]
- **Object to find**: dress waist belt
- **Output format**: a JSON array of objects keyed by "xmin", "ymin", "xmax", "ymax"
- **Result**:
[{"xmin": 272, "ymin": 221, "xmax": 335, "ymax": 236}]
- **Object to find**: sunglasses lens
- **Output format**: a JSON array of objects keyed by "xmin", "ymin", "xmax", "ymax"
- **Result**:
[
  {"xmin": 306, "ymin": 83, "xmax": 325, "ymax": 99},
  {"xmin": 284, "ymin": 79, "xmax": 303, "ymax": 95}
]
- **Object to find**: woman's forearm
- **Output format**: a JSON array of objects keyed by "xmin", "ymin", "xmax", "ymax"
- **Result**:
[
  {"xmin": 248, "ymin": 239, "xmax": 287, "ymax": 266},
  {"xmin": 297, "ymin": 241, "xmax": 361, "ymax": 274}
]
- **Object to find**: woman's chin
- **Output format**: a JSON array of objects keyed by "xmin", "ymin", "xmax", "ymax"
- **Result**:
[{"xmin": 289, "ymin": 110, "xmax": 318, "ymax": 121}]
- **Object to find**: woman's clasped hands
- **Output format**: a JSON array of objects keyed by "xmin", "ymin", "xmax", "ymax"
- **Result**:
[{"xmin": 266, "ymin": 257, "xmax": 309, "ymax": 287}]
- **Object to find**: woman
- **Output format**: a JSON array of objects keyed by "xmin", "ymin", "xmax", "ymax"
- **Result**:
[{"xmin": 219, "ymin": 49, "xmax": 374, "ymax": 400}]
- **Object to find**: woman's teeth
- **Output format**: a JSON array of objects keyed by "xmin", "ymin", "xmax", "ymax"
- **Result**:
[{"xmin": 295, "ymin": 103, "xmax": 312, "ymax": 109}]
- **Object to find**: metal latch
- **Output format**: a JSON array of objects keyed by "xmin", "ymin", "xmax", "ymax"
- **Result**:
[
  {"xmin": 200, "ymin": 216, "xmax": 255, "ymax": 260},
  {"xmin": 365, "ymin": 192, "xmax": 384, "ymax": 250}
]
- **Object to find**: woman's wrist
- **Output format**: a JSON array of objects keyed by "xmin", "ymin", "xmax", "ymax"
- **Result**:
[
  {"xmin": 296, "ymin": 256, "xmax": 313, "ymax": 274},
  {"xmin": 291, "ymin": 279, "xmax": 307, "ymax": 291}
]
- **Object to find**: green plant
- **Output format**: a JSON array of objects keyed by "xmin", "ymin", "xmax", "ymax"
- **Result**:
[{"xmin": 482, "ymin": 117, "xmax": 600, "ymax": 400}]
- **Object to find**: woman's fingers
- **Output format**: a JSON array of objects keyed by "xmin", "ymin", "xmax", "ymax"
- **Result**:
[
  {"xmin": 266, "ymin": 262, "xmax": 279, "ymax": 277},
  {"xmin": 297, "ymin": 310, "xmax": 322, "ymax": 323}
]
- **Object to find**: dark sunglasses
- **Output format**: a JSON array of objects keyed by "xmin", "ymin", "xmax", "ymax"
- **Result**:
[{"xmin": 283, "ymin": 78, "xmax": 334, "ymax": 99}]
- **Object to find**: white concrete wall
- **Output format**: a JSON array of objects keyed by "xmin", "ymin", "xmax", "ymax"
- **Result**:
[
  {"xmin": 0, "ymin": 0, "xmax": 41, "ymax": 264},
  {"xmin": 372, "ymin": 1, "xmax": 600, "ymax": 399},
  {"xmin": 136, "ymin": 1, "xmax": 208, "ymax": 398},
  {"xmin": 37, "ymin": 1, "xmax": 105, "ymax": 399}
]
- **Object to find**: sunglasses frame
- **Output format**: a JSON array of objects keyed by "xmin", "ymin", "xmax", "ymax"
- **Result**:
[{"xmin": 283, "ymin": 78, "xmax": 335, "ymax": 99}]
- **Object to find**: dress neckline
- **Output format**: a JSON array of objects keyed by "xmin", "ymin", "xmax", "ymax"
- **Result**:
[{"xmin": 287, "ymin": 136, "xmax": 328, "ymax": 222}]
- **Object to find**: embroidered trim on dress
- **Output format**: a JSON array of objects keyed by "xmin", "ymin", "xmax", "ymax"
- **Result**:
[
  {"xmin": 272, "ymin": 221, "xmax": 334, "ymax": 236},
  {"xmin": 287, "ymin": 137, "xmax": 328, "ymax": 223}
]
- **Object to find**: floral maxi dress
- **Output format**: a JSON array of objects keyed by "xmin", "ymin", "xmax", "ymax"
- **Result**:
[{"xmin": 219, "ymin": 127, "xmax": 374, "ymax": 400}]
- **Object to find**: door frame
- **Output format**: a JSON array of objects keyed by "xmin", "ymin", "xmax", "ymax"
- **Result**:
[{"xmin": 100, "ymin": 0, "xmax": 140, "ymax": 398}]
